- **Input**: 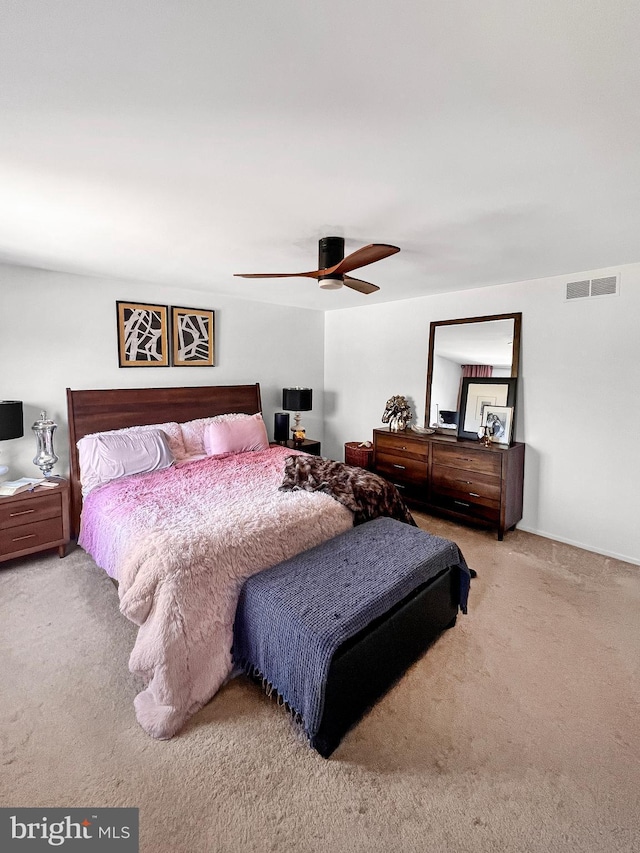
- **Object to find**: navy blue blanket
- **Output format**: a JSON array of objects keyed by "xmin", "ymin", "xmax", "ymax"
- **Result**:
[{"xmin": 233, "ymin": 517, "xmax": 471, "ymax": 741}]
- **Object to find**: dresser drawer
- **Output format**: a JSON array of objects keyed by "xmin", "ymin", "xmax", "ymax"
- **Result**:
[
  {"xmin": 0, "ymin": 516, "xmax": 64, "ymax": 557},
  {"xmin": 431, "ymin": 464, "xmax": 502, "ymax": 503},
  {"xmin": 375, "ymin": 452, "xmax": 427, "ymax": 487},
  {"xmin": 431, "ymin": 443, "xmax": 501, "ymax": 477},
  {"xmin": 378, "ymin": 478, "xmax": 425, "ymax": 505},
  {"xmin": 0, "ymin": 492, "xmax": 62, "ymax": 530},
  {"xmin": 431, "ymin": 493, "xmax": 499, "ymax": 524},
  {"xmin": 375, "ymin": 432, "xmax": 428, "ymax": 463}
]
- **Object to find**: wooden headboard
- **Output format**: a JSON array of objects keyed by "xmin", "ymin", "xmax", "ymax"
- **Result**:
[{"xmin": 66, "ymin": 383, "xmax": 262, "ymax": 537}]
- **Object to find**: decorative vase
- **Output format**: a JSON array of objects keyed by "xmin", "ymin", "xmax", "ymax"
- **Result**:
[{"xmin": 32, "ymin": 411, "xmax": 59, "ymax": 477}]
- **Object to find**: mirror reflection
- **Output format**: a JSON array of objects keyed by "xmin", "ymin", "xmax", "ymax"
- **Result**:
[{"xmin": 426, "ymin": 313, "xmax": 521, "ymax": 432}]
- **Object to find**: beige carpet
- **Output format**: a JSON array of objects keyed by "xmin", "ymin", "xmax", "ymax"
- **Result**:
[{"xmin": 1, "ymin": 514, "xmax": 639, "ymax": 853}]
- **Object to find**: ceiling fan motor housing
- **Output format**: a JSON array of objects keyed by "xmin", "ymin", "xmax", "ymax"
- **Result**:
[{"xmin": 318, "ymin": 236, "xmax": 345, "ymax": 289}]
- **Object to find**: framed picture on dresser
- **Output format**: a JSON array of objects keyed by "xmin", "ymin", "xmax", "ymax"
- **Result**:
[
  {"xmin": 458, "ymin": 377, "xmax": 517, "ymax": 440},
  {"xmin": 482, "ymin": 405, "xmax": 514, "ymax": 446}
]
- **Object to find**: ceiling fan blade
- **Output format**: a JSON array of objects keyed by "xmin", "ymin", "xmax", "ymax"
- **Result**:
[
  {"xmin": 332, "ymin": 243, "xmax": 400, "ymax": 276},
  {"xmin": 235, "ymin": 242, "xmax": 399, "ymax": 283},
  {"xmin": 234, "ymin": 270, "xmax": 319, "ymax": 279},
  {"xmin": 343, "ymin": 276, "xmax": 380, "ymax": 295}
]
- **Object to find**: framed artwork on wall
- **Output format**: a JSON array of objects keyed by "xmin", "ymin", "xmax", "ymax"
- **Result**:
[
  {"xmin": 116, "ymin": 301, "xmax": 169, "ymax": 367},
  {"xmin": 482, "ymin": 405, "xmax": 514, "ymax": 446},
  {"xmin": 171, "ymin": 306, "xmax": 215, "ymax": 367},
  {"xmin": 458, "ymin": 377, "xmax": 517, "ymax": 440}
]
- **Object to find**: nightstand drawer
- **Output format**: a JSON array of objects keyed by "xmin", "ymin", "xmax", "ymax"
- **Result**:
[
  {"xmin": 432, "ymin": 444, "xmax": 501, "ymax": 476},
  {"xmin": 0, "ymin": 492, "xmax": 62, "ymax": 530},
  {"xmin": 0, "ymin": 516, "xmax": 64, "ymax": 557}
]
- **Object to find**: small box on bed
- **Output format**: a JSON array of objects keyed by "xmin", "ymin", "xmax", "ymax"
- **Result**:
[{"xmin": 233, "ymin": 516, "xmax": 471, "ymax": 757}]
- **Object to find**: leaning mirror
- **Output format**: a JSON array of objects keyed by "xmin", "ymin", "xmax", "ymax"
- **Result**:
[{"xmin": 425, "ymin": 312, "xmax": 522, "ymax": 437}]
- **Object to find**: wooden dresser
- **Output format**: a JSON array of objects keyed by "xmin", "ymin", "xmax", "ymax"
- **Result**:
[{"xmin": 373, "ymin": 429, "xmax": 524, "ymax": 539}]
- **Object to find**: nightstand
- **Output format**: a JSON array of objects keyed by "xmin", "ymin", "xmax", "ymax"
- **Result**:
[
  {"xmin": 0, "ymin": 477, "xmax": 70, "ymax": 563},
  {"xmin": 277, "ymin": 439, "xmax": 322, "ymax": 456}
]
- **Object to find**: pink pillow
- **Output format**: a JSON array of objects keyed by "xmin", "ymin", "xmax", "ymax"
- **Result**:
[
  {"xmin": 203, "ymin": 413, "xmax": 269, "ymax": 456},
  {"xmin": 181, "ymin": 412, "xmax": 255, "ymax": 455},
  {"xmin": 78, "ymin": 429, "xmax": 175, "ymax": 494}
]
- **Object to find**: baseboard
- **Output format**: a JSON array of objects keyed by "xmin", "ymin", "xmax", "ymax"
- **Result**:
[{"xmin": 516, "ymin": 524, "xmax": 639, "ymax": 567}]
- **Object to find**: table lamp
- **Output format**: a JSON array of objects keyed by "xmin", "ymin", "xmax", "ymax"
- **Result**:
[
  {"xmin": 0, "ymin": 400, "xmax": 24, "ymax": 477},
  {"xmin": 282, "ymin": 388, "xmax": 313, "ymax": 444}
]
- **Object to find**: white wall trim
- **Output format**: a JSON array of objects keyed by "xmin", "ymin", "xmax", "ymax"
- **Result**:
[{"xmin": 516, "ymin": 525, "xmax": 639, "ymax": 567}]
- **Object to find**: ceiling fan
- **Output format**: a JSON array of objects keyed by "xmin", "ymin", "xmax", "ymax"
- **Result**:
[{"xmin": 234, "ymin": 236, "xmax": 400, "ymax": 294}]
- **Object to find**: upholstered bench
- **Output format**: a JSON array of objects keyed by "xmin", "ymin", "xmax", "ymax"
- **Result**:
[{"xmin": 233, "ymin": 516, "xmax": 471, "ymax": 757}]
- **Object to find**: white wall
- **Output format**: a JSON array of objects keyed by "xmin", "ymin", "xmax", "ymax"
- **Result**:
[
  {"xmin": 324, "ymin": 264, "xmax": 640, "ymax": 565},
  {"xmin": 0, "ymin": 263, "xmax": 325, "ymax": 476},
  {"xmin": 3, "ymin": 260, "xmax": 638, "ymax": 565}
]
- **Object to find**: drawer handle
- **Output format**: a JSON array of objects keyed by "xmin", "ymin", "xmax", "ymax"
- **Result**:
[
  {"xmin": 9, "ymin": 509, "xmax": 36, "ymax": 518},
  {"xmin": 469, "ymin": 492, "xmax": 480, "ymax": 498},
  {"xmin": 393, "ymin": 464, "xmax": 406, "ymax": 469},
  {"xmin": 394, "ymin": 483, "xmax": 406, "ymax": 489},
  {"xmin": 454, "ymin": 500, "xmax": 470, "ymax": 508},
  {"xmin": 12, "ymin": 533, "xmax": 37, "ymax": 542},
  {"xmin": 457, "ymin": 479, "xmax": 472, "ymax": 485}
]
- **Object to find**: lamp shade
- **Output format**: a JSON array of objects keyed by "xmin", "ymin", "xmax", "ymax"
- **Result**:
[
  {"xmin": 0, "ymin": 400, "xmax": 24, "ymax": 440},
  {"xmin": 282, "ymin": 388, "xmax": 312, "ymax": 412}
]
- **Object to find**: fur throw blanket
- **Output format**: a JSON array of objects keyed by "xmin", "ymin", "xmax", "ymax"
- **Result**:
[{"xmin": 279, "ymin": 455, "xmax": 416, "ymax": 527}]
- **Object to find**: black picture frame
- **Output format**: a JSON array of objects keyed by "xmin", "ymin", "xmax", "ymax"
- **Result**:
[
  {"xmin": 116, "ymin": 301, "xmax": 170, "ymax": 368},
  {"xmin": 458, "ymin": 377, "xmax": 517, "ymax": 441},
  {"xmin": 170, "ymin": 306, "xmax": 215, "ymax": 367}
]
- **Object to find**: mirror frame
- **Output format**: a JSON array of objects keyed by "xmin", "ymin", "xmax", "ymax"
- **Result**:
[{"xmin": 424, "ymin": 312, "xmax": 522, "ymax": 434}]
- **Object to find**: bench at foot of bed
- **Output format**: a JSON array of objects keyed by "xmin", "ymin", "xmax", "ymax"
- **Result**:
[{"xmin": 233, "ymin": 516, "xmax": 472, "ymax": 757}]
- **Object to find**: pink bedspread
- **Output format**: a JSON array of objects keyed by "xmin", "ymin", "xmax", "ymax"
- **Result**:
[{"xmin": 78, "ymin": 446, "xmax": 353, "ymax": 738}]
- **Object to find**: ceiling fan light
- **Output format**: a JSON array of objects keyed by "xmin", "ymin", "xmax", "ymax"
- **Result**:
[{"xmin": 319, "ymin": 277, "xmax": 343, "ymax": 290}]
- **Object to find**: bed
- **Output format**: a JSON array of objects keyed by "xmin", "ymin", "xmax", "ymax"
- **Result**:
[
  {"xmin": 67, "ymin": 384, "xmax": 267, "ymax": 536},
  {"xmin": 67, "ymin": 383, "xmax": 469, "ymax": 748}
]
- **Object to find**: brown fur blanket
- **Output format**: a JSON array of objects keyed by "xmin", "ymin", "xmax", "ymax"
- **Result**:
[{"xmin": 279, "ymin": 455, "xmax": 416, "ymax": 527}]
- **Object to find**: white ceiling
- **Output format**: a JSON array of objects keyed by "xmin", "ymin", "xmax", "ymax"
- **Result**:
[{"xmin": 1, "ymin": 1, "xmax": 639, "ymax": 311}]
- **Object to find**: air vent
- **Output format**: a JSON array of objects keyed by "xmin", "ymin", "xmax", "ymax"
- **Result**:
[
  {"xmin": 590, "ymin": 276, "xmax": 618, "ymax": 297},
  {"xmin": 566, "ymin": 281, "xmax": 590, "ymax": 300},
  {"xmin": 565, "ymin": 275, "xmax": 619, "ymax": 301}
]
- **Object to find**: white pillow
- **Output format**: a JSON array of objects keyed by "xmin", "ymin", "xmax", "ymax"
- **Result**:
[
  {"xmin": 203, "ymin": 413, "xmax": 269, "ymax": 456},
  {"xmin": 111, "ymin": 420, "xmax": 186, "ymax": 460},
  {"xmin": 78, "ymin": 429, "xmax": 175, "ymax": 495}
]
